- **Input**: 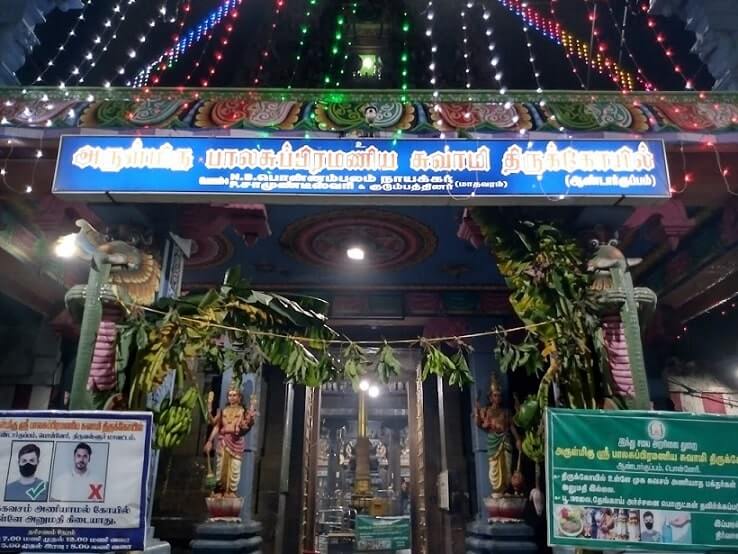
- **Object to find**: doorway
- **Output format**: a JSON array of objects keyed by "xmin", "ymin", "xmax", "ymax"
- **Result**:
[{"xmin": 299, "ymin": 348, "xmax": 422, "ymax": 553}]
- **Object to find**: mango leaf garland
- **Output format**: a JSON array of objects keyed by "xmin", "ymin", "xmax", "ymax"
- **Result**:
[
  {"xmin": 342, "ymin": 342, "xmax": 368, "ymax": 383},
  {"xmin": 113, "ymin": 266, "xmax": 478, "ymax": 449},
  {"xmin": 376, "ymin": 342, "xmax": 402, "ymax": 384}
]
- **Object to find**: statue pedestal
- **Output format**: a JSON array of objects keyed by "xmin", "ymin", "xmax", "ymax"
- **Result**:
[
  {"xmin": 465, "ymin": 520, "xmax": 537, "ymax": 554},
  {"xmin": 190, "ymin": 521, "xmax": 262, "ymax": 554}
]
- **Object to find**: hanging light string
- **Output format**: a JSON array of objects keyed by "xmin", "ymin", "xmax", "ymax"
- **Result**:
[
  {"xmin": 77, "ymin": 0, "xmax": 138, "ymax": 87},
  {"xmin": 184, "ymin": 24, "xmax": 221, "ymax": 86},
  {"xmin": 667, "ymin": 379, "xmax": 738, "ymax": 410},
  {"xmin": 478, "ymin": 0, "xmax": 511, "ymax": 110},
  {"xmin": 548, "ymin": 0, "xmax": 586, "ymax": 89},
  {"xmin": 460, "ymin": 2, "xmax": 474, "ymax": 93},
  {"xmin": 712, "ymin": 144, "xmax": 738, "ymax": 196},
  {"xmin": 602, "ymin": 0, "xmax": 655, "ymax": 91},
  {"xmin": 132, "ymin": 0, "xmax": 239, "ymax": 87},
  {"xmin": 287, "ymin": 0, "xmax": 320, "ymax": 90},
  {"xmin": 251, "ymin": 0, "xmax": 286, "ymax": 86},
  {"xmin": 519, "ymin": 2, "xmax": 544, "ymax": 96},
  {"xmin": 126, "ymin": 301, "xmax": 558, "ymax": 347},
  {"xmin": 125, "ymin": 3, "xmax": 193, "ymax": 86},
  {"xmin": 634, "ymin": 1, "xmax": 693, "ymax": 89},
  {"xmin": 496, "ymin": 0, "xmax": 636, "ymax": 91},
  {"xmin": 583, "ymin": 0, "xmax": 636, "ymax": 90},
  {"xmin": 424, "ymin": 0, "xmax": 440, "ymax": 107},
  {"xmin": 164, "ymin": 0, "xmax": 238, "ymax": 88},
  {"xmin": 0, "ymin": 140, "xmax": 22, "ymax": 194},
  {"xmin": 31, "ymin": 0, "xmax": 94, "ymax": 85},
  {"xmin": 70, "ymin": 1, "xmax": 133, "ymax": 86},
  {"xmin": 199, "ymin": 4, "xmax": 242, "ymax": 88},
  {"xmin": 104, "ymin": 2, "xmax": 170, "ymax": 87},
  {"xmin": 335, "ymin": 2, "xmax": 358, "ymax": 88},
  {"xmin": 399, "ymin": 11, "xmax": 410, "ymax": 102},
  {"xmin": 323, "ymin": 6, "xmax": 349, "ymax": 87}
]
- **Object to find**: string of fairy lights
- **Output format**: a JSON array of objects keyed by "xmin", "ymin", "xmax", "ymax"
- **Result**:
[
  {"xmin": 287, "ymin": 0, "xmax": 320, "ymax": 89},
  {"xmin": 32, "ymin": 0, "xmax": 94, "ymax": 84},
  {"xmin": 477, "ymin": 0, "xmax": 510, "ymax": 103},
  {"xmin": 519, "ymin": 5, "xmax": 544, "ymax": 95},
  {"xmin": 602, "ymin": 0, "xmax": 655, "ymax": 91},
  {"xmin": 132, "ymin": 0, "xmax": 239, "ymax": 87},
  {"xmin": 460, "ymin": 2, "xmax": 473, "ymax": 92},
  {"xmin": 424, "ymin": 0, "xmax": 440, "ymax": 105},
  {"xmin": 399, "ymin": 11, "xmax": 410, "ymax": 102},
  {"xmin": 14, "ymin": 0, "xmax": 709, "ymax": 94},
  {"xmin": 634, "ymin": 0, "xmax": 693, "ymax": 89},
  {"xmin": 251, "ymin": 0, "xmax": 286, "ymax": 86}
]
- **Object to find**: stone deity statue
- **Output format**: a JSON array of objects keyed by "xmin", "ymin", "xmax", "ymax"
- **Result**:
[
  {"xmin": 204, "ymin": 385, "xmax": 257, "ymax": 497},
  {"xmin": 474, "ymin": 376, "xmax": 522, "ymax": 497}
]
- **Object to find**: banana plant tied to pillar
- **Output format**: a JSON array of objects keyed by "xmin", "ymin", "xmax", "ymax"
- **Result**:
[{"xmin": 470, "ymin": 209, "xmax": 609, "ymax": 464}]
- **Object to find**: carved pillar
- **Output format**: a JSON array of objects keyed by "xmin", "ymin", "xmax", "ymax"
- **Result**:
[{"xmin": 650, "ymin": 0, "xmax": 738, "ymax": 90}]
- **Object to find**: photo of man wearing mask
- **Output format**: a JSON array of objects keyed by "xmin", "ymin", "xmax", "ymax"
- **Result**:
[
  {"xmin": 4, "ymin": 443, "xmax": 48, "ymax": 502},
  {"xmin": 641, "ymin": 511, "xmax": 662, "ymax": 543}
]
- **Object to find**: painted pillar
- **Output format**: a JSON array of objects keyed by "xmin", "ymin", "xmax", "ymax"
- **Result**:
[
  {"xmin": 145, "ymin": 235, "xmax": 189, "ymax": 544},
  {"xmin": 468, "ymin": 334, "xmax": 496, "ymax": 516}
]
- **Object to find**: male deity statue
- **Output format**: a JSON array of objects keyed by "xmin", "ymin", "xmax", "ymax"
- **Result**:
[{"xmin": 474, "ymin": 376, "xmax": 522, "ymax": 497}]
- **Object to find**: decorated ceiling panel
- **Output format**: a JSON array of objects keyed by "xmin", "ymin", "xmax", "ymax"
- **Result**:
[{"xmin": 181, "ymin": 205, "xmax": 505, "ymax": 289}]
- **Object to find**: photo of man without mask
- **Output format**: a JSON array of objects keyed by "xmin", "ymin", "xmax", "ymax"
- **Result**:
[{"xmin": 4, "ymin": 443, "xmax": 49, "ymax": 502}]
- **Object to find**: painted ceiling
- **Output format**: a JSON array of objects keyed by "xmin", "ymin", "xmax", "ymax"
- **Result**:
[{"xmin": 182, "ymin": 204, "xmax": 504, "ymax": 288}]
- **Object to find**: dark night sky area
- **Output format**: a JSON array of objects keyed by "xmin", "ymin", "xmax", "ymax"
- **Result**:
[{"xmin": 17, "ymin": 0, "xmax": 712, "ymax": 91}]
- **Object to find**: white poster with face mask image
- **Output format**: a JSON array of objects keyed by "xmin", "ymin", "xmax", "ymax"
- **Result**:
[{"xmin": 0, "ymin": 411, "xmax": 152, "ymax": 553}]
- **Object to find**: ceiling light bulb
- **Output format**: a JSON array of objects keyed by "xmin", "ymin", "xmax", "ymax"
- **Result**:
[
  {"xmin": 368, "ymin": 385, "xmax": 380, "ymax": 398},
  {"xmin": 359, "ymin": 379, "xmax": 370, "ymax": 392},
  {"xmin": 347, "ymin": 247, "xmax": 365, "ymax": 261}
]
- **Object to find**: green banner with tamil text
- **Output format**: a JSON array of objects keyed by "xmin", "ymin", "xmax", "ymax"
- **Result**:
[
  {"xmin": 355, "ymin": 516, "xmax": 411, "ymax": 551},
  {"xmin": 546, "ymin": 408, "xmax": 738, "ymax": 551}
]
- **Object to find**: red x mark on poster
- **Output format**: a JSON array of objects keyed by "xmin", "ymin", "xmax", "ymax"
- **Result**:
[{"xmin": 88, "ymin": 484, "xmax": 103, "ymax": 500}]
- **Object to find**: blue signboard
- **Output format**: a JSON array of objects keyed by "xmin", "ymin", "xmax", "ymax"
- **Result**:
[
  {"xmin": 0, "ymin": 411, "xmax": 152, "ymax": 552},
  {"xmin": 53, "ymin": 135, "xmax": 670, "ymax": 204}
]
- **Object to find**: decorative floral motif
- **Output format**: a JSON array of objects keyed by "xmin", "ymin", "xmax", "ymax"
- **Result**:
[
  {"xmin": 314, "ymin": 102, "xmax": 414, "ymax": 130},
  {"xmin": 81, "ymin": 101, "xmax": 134, "ymax": 128},
  {"xmin": 430, "ymin": 102, "xmax": 531, "ymax": 131},
  {"xmin": 81, "ymin": 99, "xmax": 187, "ymax": 128},
  {"xmin": 129, "ymin": 99, "xmax": 187, "ymax": 127},
  {"xmin": 654, "ymin": 102, "xmax": 738, "ymax": 131},
  {"xmin": 280, "ymin": 209, "xmax": 436, "ymax": 270},
  {"xmin": 546, "ymin": 102, "xmax": 647, "ymax": 131},
  {"xmin": 12, "ymin": 100, "xmax": 78, "ymax": 126},
  {"xmin": 195, "ymin": 100, "xmax": 300, "ymax": 129}
]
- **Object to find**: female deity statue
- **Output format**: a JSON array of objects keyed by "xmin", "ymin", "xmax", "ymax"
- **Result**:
[
  {"xmin": 474, "ymin": 376, "xmax": 522, "ymax": 497},
  {"xmin": 203, "ymin": 385, "xmax": 257, "ymax": 497}
]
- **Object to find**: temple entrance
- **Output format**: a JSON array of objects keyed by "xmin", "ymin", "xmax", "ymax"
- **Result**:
[{"xmin": 300, "ymin": 349, "xmax": 420, "ymax": 553}]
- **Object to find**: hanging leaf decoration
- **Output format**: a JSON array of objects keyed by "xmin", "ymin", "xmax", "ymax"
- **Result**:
[
  {"xmin": 471, "ymin": 209, "xmax": 608, "ymax": 463},
  {"xmin": 111, "ymin": 266, "xmax": 477, "ymax": 449},
  {"xmin": 376, "ymin": 341, "xmax": 402, "ymax": 384}
]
